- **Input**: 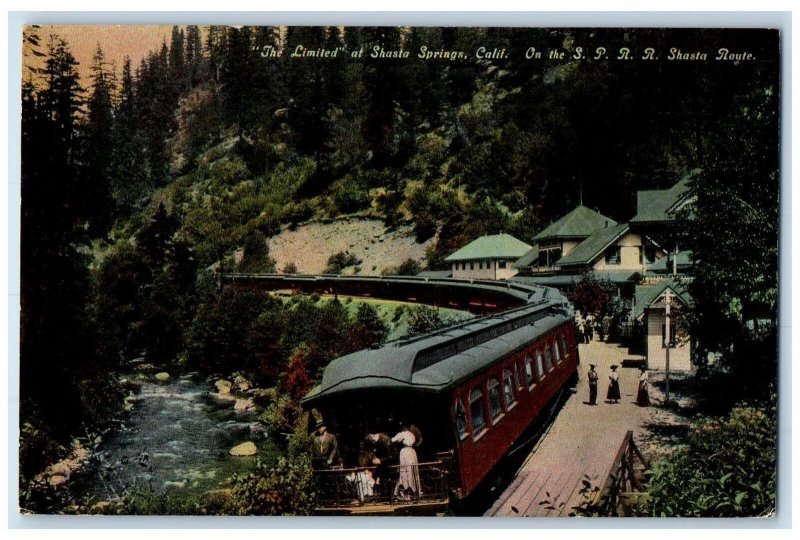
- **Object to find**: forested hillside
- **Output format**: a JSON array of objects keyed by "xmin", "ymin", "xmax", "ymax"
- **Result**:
[{"xmin": 20, "ymin": 25, "xmax": 779, "ymax": 512}]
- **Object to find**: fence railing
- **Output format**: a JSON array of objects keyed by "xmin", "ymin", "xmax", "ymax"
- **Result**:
[
  {"xmin": 313, "ymin": 461, "xmax": 449, "ymax": 509},
  {"xmin": 592, "ymin": 430, "xmax": 649, "ymax": 512}
]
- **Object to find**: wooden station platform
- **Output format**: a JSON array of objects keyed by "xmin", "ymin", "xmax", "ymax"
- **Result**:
[{"xmin": 486, "ymin": 339, "xmax": 649, "ymax": 517}]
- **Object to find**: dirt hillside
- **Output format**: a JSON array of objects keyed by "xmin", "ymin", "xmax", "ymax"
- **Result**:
[{"xmin": 267, "ymin": 218, "xmax": 436, "ymax": 275}]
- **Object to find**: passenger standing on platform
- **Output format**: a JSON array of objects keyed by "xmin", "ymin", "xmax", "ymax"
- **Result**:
[
  {"xmin": 587, "ymin": 364, "xmax": 599, "ymax": 405},
  {"xmin": 575, "ymin": 312, "xmax": 586, "ymax": 344},
  {"xmin": 311, "ymin": 421, "xmax": 340, "ymax": 469},
  {"xmin": 585, "ymin": 313, "xmax": 595, "ymax": 342},
  {"xmin": 392, "ymin": 422, "xmax": 422, "ymax": 500},
  {"xmin": 606, "ymin": 365, "xmax": 621, "ymax": 404},
  {"xmin": 602, "ymin": 313, "xmax": 613, "ymax": 342},
  {"xmin": 637, "ymin": 366, "xmax": 651, "ymax": 406},
  {"xmin": 366, "ymin": 432, "xmax": 394, "ymax": 495}
]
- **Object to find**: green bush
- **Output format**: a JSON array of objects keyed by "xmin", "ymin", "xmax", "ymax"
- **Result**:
[
  {"xmin": 332, "ymin": 176, "xmax": 370, "ymax": 214},
  {"xmin": 322, "ymin": 251, "xmax": 361, "ymax": 274},
  {"xmin": 407, "ymin": 306, "xmax": 447, "ymax": 335},
  {"xmin": 259, "ymin": 394, "xmax": 303, "ymax": 437},
  {"xmin": 646, "ymin": 401, "xmax": 776, "ymax": 517},
  {"xmin": 229, "ymin": 455, "xmax": 316, "ymax": 516}
]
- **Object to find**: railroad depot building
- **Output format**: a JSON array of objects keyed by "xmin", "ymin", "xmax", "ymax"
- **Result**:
[
  {"xmin": 445, "ymin": 233, "xmax": 532, "ymax": 281},
  {"xmin": 439, "ymin": 172, "xmax": 697, "ymax": 371}
]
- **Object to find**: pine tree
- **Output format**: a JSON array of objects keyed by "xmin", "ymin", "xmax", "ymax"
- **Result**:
[
  {"xmin": 185, "ymin": 25, "xmax": 204, "ymax": 87},
  {"xmin": 81, "ymin": 44, "xmax": 116, "ymax": 233},
  {"xmin": 168, "ymin": 25, "xmax": 187, "ymax": 93}
]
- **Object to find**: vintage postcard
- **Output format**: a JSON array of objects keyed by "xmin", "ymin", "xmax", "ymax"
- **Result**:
[{"xmin": 18, "ymin": 24, "xmax": 781, "ymax": 518}]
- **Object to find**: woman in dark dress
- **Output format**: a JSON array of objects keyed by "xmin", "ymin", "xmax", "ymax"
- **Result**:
[
  {"xmin": 606, "ymin": 365, "xmax": 621, "ymax": 404},
  {"xmin": 636, "ymin": 366, "xmax": 650, "ymax": 406}
]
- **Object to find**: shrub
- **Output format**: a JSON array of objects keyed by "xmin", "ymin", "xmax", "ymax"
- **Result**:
[
  {"xmin": 382, "ymin": 258, "xmax": 421, "ymax": 276},
  {"xmin": 646, "ymin": 401, "xmax": 776, "ymax": 517},
  {"xmin": 407, "ymin": 306, "xmax": 447, "ymax": 335},
  {"xmin": 322, "ymin": 251, "xmax": 361, "ymax": 274},
  {"xmin": 229, "ymin": 455, "xmax": 316, "ymax": 516},
  {"xmin": 259, "ymin": 394, "xmax": 303, "ymax": 437},
  {"xmin": 332, "ymin": 176, "xmax": 370, "ymax": 214}
]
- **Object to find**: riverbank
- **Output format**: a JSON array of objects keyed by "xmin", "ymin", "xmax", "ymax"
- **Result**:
[{"xmin": 23, "ymin": 369, "xmax": 282, "ymax": 515}]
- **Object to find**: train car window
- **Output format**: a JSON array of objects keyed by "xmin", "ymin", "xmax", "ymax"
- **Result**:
[
  {"xmin": 544, "ymin": 348, "xmax": 554, "ymax": 371},
  {"xmin": 488, "ymin": 378, "xmax": 502, "ymax": 419},
  {"xmin": 514, "ymin": 363, "xmax": 522, "ymax": 390},
  {"xmin": 454, "ymin": 399, "xmax": 468, "ymax": 441},
  {"xmin": 502, "ymin": 370, "xmax": 516, "ymax": 407},
  {"xmin": 536, "ymin": 352, "xmax": 545, "ymax": 379},
  {"xmin": 470, "ymin": 389, "xmax": 486, "ymax": 436},
  {"xmin": 524, "ymin": 355, "xmax": 534, "ymax": 387},
  {"xmin": 561, "ymin": 337, "xmax": 569, "ymax": 357},
  {"xmin": 554, "ymin": 341, "xmax": 561, "ymax": 362}
]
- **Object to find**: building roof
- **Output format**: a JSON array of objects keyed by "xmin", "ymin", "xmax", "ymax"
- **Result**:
[
  {"xmin": 631, "ymin": 279, "xmax": 692, "ymax": 320},
  {"xmin": 513, "ymin": 245, "xmax": 540, "ymax": 269},
  {"xmin": 646, "ymin": 251, "xmax": 693, "ymax": 274},
  {"xmin": 444, "ymin": 233, "xmax": 532, "ymax": 262},
  {"xmin": 416, "ymin": 269, "xmax": 453, "ymax": 279},
  {"xmin": 302, "ymin": 291, "xmax": 572, "ymax": 405},
  {"xmin": 533, "ymin": 206, "xmax": 617, "ymax": 241},
  {"xmin": 513, "ymin": 270, "xmax": 640, "ymax": 287},
  {"xmin": 630, "ymin": 170, "xmax": 698, "ymax": 225},
  {"xmin": 555, "ymin": 224, "xmax": 630, "ymax": 267}
]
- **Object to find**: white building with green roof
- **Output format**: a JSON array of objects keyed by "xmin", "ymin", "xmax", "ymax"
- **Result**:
[{"xmin": 445, "ymin": 233, "xmax": 532, "ymax": 281}]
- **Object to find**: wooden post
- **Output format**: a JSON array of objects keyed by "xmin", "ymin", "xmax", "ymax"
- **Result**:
[{"xmin": 664, "ymin": 289, "xmax": 672, "ymax": 405}]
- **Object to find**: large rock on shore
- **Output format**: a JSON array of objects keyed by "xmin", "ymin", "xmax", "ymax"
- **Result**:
[{"xmin": 229, "ymin": 441, "xmax": 257, "ymax": 457}]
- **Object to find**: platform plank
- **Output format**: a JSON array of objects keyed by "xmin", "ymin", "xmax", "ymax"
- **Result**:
[{"xmin": 486, "ymin": 339, "xmax": 649, "ymax": 517}]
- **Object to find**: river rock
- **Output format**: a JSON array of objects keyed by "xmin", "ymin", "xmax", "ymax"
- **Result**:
[
  {"xmin": 48, "ymin": 474, "xmax": 68, "ymax": 487},
  {"xmin": 136, "ymin": 363, "xmax": 158, "ymax": 373},
  {"xmin": 91, "ymin": 501, "xmax": 113, "ymax": 514},
  {"xmin": 229, "ymin": 441, "xmax": 257, "ymax": 457},
  {"xmin": 233, "ymin": 374, "xmax": 251, "ymax": 392},
  {"xmin": 154, "ymin": 372, "xmax": 171, "ymax": 382},
  {"xmin": 234, "ymin": 398, "xmax": 255, "ymax": 412},
  {"xmin": 215, "ymin": 379, "xmax": 232, "ymax": 395}
]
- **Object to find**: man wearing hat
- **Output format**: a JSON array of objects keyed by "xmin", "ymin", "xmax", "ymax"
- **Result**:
[
  {"xmin": 607, "ymin": 365, "xmax": 621, "ymax": 404},
  {"xmin": 587, "ymin": 364, "xmax": 599, "ymax": 405},
  {"xmin": 312, "ymin": 419, "xmax": 340, "ymax": 469}
]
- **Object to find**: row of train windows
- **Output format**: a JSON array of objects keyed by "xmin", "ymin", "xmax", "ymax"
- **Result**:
[{"xmin": 453, "ymin": 336, "xmax": 570, "ymax": 442}]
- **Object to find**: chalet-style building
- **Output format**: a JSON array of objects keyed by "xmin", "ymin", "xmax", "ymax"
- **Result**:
[
  {"xmin": 515, "ymin": 205, "xmax": 617, "ymax": 273},
  {"xmin": 445, "ymin": 233, "xmax": 532, "ymax": 281},
  {"xmin": 631, "ymin": 279, "xmax": 692, "ymax": 371}
]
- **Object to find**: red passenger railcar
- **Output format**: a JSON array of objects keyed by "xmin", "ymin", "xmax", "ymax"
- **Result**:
[{"xmin": 302, "ymin": 285, "xmax": 577, "ymax": 514}]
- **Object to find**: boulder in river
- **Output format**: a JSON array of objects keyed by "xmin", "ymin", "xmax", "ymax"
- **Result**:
[
  {"xmin": 215, "ymin": 379, "xmax": 233, "ymax": 395},
  {"xmin": 155, "ymin": 372, "xmax": 171, "ymax": 382},
  {"xmin": 234, "ymin": 398, "xmax": 255, "ymax": 412},
  {"xmin": 233, "ymin": 374, "xmax": 252, "ymax": 392},
  {"xmin": 229, "ymin": 441, "xmax": 257, "ymax": 457}
]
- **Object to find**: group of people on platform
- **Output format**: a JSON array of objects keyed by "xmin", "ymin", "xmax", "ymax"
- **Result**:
[
  {"xmin": 575, "ymin": 310, "xmax": 613, "ymax": 343},
  {"xmin": 311, "ymin": 418, "xmax": 424, "ymax": 503},
  {"xmin": 586, "ymin": 363, "xmax": 650, "ymax": 406}
]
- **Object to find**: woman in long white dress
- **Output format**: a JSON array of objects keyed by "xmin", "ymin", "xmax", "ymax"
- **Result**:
[{"xmin": 392, "ymin": 423, "xmax": 422, "ymax": 500}]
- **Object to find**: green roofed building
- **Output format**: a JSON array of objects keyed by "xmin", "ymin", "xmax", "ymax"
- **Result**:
[
  {"xmin": 629, "ymin": 170, "xmax": 698, "ymax": 228},
  {"xmin": 445, "ymin": 233, "xmax": 532, "ymax": 281},
  {"xmin": 516, "ymin": 206, "xmax": 617, "ymax": 273}
]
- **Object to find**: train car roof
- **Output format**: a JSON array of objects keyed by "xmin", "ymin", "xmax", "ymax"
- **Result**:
[{"xmin": 302, "ymin": 286, "xmax": 573, "ymax": 406}]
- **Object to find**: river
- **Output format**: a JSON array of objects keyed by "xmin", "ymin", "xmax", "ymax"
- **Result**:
[{"xmin": 74, "ymin": 373, "xmax": 279, "ymax": 501}]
